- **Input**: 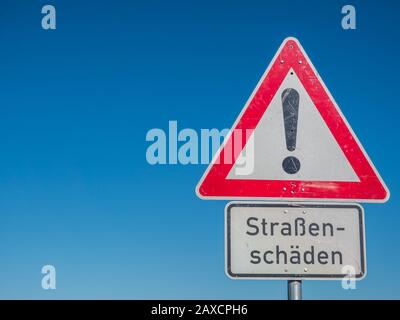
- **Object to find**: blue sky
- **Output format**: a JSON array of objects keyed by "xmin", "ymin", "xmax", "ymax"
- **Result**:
[{"xmin": 0, "ymin": 0, "xmax": 399, "ymax": 299}]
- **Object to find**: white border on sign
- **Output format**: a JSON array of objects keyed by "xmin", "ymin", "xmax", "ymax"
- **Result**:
[{"xmin": 224, "ymin": 201, "xmax": 367, "ymax": 281}]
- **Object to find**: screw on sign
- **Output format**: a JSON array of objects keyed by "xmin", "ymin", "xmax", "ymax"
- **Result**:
[{"xmin": 195, "ymin": 37, "xmax": 390, "ymax": 300}]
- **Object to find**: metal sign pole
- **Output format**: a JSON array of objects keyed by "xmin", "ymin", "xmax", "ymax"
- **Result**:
[{"xmin": 287, "ymin": 280, "xmax": 302, "ymax": 300}]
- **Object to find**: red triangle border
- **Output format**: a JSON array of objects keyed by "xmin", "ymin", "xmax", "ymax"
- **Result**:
[{"xmin": 196, "ymin": 37, "xmax": 389, "ymax": 202}]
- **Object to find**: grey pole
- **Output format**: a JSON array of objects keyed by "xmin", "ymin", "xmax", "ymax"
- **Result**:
[{"xmin": 287, "ymin": 280, "xmax": 302, "ymax": 300}]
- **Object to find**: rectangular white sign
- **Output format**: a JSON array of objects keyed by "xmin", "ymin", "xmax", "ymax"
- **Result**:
[{"xmin": 226, "ymin": 202, "xmax": 366, "ymax": 280}]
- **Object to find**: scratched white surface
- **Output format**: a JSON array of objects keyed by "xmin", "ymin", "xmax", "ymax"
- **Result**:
[
  {"xmin": 227, "ymin": 204, "xmax": 365, "ymax": 279},
  {"xmin": 228, "ymin": 68, "xmax": 359, "ymax": 182}
]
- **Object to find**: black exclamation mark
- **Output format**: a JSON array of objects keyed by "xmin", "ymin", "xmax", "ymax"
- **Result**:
[{"xmin": 281, "ymin": 88, "xmax": 300, "ymax": 174}]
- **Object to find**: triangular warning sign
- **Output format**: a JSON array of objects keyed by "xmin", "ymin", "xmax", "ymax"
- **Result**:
[{"xmin": 196, "ymin": 37, "xmax": 389, "ymax": 202}]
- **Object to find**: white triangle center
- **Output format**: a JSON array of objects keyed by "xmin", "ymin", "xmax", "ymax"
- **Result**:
[{"xmin": 227, "ymin": 69, "xmax": 359, "ymax": 182}]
